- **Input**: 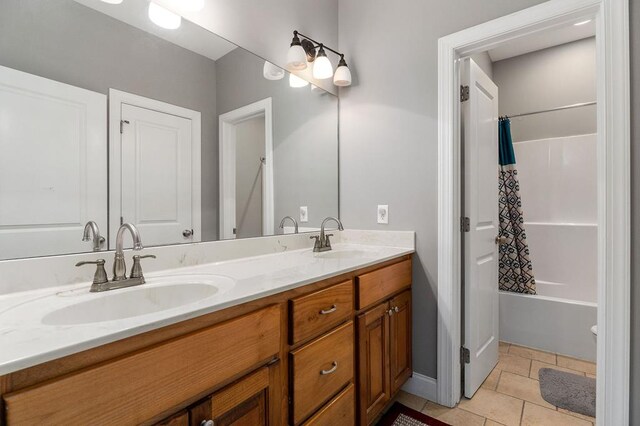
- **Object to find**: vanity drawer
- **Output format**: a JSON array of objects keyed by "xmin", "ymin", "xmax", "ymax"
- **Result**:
[
  {"xmin": 3, "ymin": 305, "xmax": 281, "ymax": 425},
  {"xmin": 290, "ymin": 321, "xmax": 354, "ymax": 425},
  {"xmin": 302, "ymin": 383, "xmax": 355, "ymax": 426},
  {"xmin": 356, "ymin": 259, "xmax": 412, "ymax": 310},
  {"xmin": 289, "ymin": 280, "xmax": 353, "ymax": 344}
]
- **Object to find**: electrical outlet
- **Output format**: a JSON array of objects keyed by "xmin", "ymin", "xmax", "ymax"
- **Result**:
[
  {"xmin": 377, "ymin": 205, "xmax": 389, "ymax": 224},
  {"xmin": 300, "ymin": 206, "xmax": 308, "ymax": 223}
]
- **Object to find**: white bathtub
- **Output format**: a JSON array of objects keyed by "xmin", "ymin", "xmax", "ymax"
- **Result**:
[{"xmin": 499, "ymin": 291, "xmax": 597, "ymax": 362}]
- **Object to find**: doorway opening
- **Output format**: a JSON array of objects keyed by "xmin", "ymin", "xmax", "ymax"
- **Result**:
[
  {"xmin": 219, "ymin": 98, "xmax": 274, "ymax": 240},
  {"xmin": 436, "ymin": 1, "xmax": 630, "ymax": 425}
]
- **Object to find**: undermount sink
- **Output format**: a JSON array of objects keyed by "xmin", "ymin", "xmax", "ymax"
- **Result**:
[{"xmin": 41, "ymin": 275, "xmax": 235, "ymax": 326}]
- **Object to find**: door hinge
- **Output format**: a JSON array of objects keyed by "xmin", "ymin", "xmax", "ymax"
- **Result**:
[
  {"xmin": 461, "ymin": 346, "xmax": 470, "ymax": 364},
  {"xmin": 460, "ymin": 85, "xmax": 470, "ymax": 102},
  {"xmin": 120, "ymin": 119, "xmax": 130, "ymax": 134},
  {"xmin": 460, "ymin": 217, "xmax": 470, "ymax": 232}
]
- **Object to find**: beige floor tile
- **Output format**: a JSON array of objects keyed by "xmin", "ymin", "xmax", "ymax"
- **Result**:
[
  {"xmin": 394, "ymin": 390, "xmax": 427, "ymax": 412},
  {"xmin": 558, "ymin": 407, "xmax": 596, "ymax": 423},
  {"xmin": 458, "ymin": 389, "xmax": 523, "ymax": 426},
  {"xmin": 485, "ymin": 421, "xmax": 506, "ymax": 426},
  {"xmin": 481, "ymin": 367, "xmax": 502, "ymax": 390},
  {"xmin": 496, "ymin": 371, "xmax": 555, "ymax": 409},
  {"xmin": 521, "ymin": 402, "xmax": 592, "ymax": 426},
  {"xmin": 557, "ymin": 355, "xmax": 597, "ymax": 375},
  {"xmin": 509, "ymin": 344, "xmax": 556, "ymax": 364},
  {"xmin": 437, "ymin": 408, "xmax": 485, "ymax": 426},
  {"xmin": 421, "ymin": 401, "xmax": 454, "ymax": 418},
  {"xmin": 529, "ymin": 360, "xmax": 586, "ymax": 380},
  {"xmin": 496, "ymin": 352, "xmax": 532, "ymax": 377},
  {"xmin": 499, "ymin": 341, "xmax": 511, "ymax": 354}
]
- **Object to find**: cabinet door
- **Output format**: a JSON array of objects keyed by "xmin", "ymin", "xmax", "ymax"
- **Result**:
[
  {"xmin": 389, "ymin": 290, "xmax": 412, "ymax": 394},
  {"xmin": 357, "ymin": 302, "xmax": 390, "ymax": 426}
]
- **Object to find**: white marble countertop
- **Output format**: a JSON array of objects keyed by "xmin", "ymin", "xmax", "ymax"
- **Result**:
[{"xmin": 0, "ymin": 241, "xmax": 413, "ymax": 376}]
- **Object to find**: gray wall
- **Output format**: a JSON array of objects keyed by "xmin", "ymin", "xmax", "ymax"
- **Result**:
[
  {"xmin": 338, "ymin": 0, "xmax": 547, "ymax": 378},
  {"xmin": 0, "ymin": 0, "xmax": 220, "ymax": 240},
  {"xmin": 630, "ymin": 0, "xmax": 639, "ymax": 422},
  {"xmin": 492, "ymin": 37, "xmax": 596, "ymax": 142},
  {"xmin": 216, "ymin": 48, "xmax": 339, "ymax": 230}
]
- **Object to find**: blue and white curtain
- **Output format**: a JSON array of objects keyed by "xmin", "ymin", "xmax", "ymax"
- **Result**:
[{"xmin": 498, "ymin": 118, "xmax": 536, "ymax": 294}]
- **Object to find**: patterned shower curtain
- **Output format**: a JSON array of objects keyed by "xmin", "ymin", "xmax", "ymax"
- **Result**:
[{"xmin": 498, "ymin": 118, "xmax": 536, "ymax": 294}]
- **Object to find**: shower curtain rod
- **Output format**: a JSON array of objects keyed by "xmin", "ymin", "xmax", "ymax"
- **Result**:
[{"xmin": 504, "ymin": 101, "xmax": 597, "ymax": 119}]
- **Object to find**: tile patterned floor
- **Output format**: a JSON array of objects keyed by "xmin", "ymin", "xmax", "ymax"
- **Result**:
[{"xmin": 395, "ymin": 342, "xmax": 596, "ymax": 426}]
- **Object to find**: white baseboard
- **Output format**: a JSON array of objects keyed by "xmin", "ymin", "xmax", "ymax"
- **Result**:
[{"xmin": 401, "ymin": 372, "xmax": 438, "ymax": 402}]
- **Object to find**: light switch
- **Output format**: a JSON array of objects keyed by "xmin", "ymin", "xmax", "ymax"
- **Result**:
[
  {"xmin": 377, "ymin": 205, "xmax": 389, "ymax": 224},
  {"xmin": 300, "ymin": 206, "xmax": 308, "ymax": 223}
]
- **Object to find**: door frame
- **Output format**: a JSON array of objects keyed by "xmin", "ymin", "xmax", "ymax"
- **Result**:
[
  {"xmin": 219, "ymin": 98, "xmax": 274, "ymax": 240},
  {"xmin": 108, "ymin": 89, "xmax": 202, "ymax": 248},
  {"xmin": 436, "ymin": 1, "xmax": 630, "ymax": 425}
]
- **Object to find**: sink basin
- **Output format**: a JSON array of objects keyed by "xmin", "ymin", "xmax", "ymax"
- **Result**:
[
  {"xmin": 313, "ymin": 249, "xmax": 377, "ymax": 260},
  {"xmin": 41, "ymin": 275, "xmax": 235, "ymax": 325}
]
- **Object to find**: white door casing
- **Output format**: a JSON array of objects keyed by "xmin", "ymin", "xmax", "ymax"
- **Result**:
[
  {"xmin": 109, "ymin": 89, "xmax": 201, "ymax": 249},
  {"xmin": 437, "ymin": 1, "xmax": 630, "ymax": 424},
  {"xmin": 219, "ymin": 98, "xmax": 274, "ymax": 240},
  {"xmin": 461, "ymin": 59, "xmax": 500, "ymax": 398},
  {"xmin": 0, "ymin": 65, "xmax": 107, "ymax": 259}
]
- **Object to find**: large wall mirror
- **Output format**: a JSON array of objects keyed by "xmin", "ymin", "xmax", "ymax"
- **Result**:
[{"xmin": 0, "ymin": 0, "xmax": 339, "ymax": 260}]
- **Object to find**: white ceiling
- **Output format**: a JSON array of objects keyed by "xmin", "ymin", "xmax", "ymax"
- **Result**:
[
  {"xmin": 487, "ymin": 19, "xmax": 596, "ymax": 62},
  {"xmin": 73, "ymin": 0, "xmax": 237, "ymax": 62}
]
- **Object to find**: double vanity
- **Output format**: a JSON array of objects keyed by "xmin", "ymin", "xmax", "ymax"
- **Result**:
[{"xmin": 0, "ymin": 230, "xmax": 414, "ymax": 425}]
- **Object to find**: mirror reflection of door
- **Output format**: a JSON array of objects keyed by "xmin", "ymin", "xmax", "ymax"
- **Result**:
[
  {"xmin": 109, "ymin": 90, "xmax": 202, "ymax": 249},
  {"xmin": 234, "ymin": 116, "xmax": 266, "ymax": 239}
]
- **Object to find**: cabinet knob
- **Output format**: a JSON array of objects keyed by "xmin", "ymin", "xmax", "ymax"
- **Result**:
[
  {"xmin": 388, "ymin": 308, "xmax": 394, "ymax": 316},
  {"xmin": 200, "ymin": 420, "xmax": 213, "ymax": 426},
  {"xmin": 394, "ymin": 306, "xmax": 400, "ymax": 313}
]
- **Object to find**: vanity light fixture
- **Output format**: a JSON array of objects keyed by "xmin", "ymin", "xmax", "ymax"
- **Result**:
[
  {"xmin": 286, "ymin": 31, "xmax": 351, "ymax": 86},
  {"xmin": 289, "ymin": 73, "xmax": 309, "ymax": 88},
  {"xmin": 180, "ymin": 0, "xmax": 205, "ymax": 12},
  {"xmin": 148, "ymin": 1, "xmax": 181, "ymax": 30},
  {"xmin": 263, "ymin": 61, "xmax": 285, "ymax": 80},
  {"xmin": 100, "ymin": 0, "xmax": 124, "ymax": 4}
]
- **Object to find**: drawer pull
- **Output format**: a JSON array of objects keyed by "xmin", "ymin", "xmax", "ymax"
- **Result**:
[
  {"xmin": 200, "ymin": 421, "xmax": 214, "ymax": 426},
  {"xmin": 320, "ymin": 361, "xmax": 338, "ymax": 375},
  {"xmin": 319, "ymin": 305, "xmax": 338, "ymax": 315}
]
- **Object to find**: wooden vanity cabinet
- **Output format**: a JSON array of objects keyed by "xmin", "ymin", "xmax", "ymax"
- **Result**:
[
  {"xmin": 355, "ymin": 259, "xmax": 412, "ymax": 426},
  {"xmin": 0, "ymin": 255, "xmax": 413, "ymax": 426}
]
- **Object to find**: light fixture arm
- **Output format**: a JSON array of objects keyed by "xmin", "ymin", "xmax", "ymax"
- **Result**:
[{"xmin": 293, "ymin": 30, "xmax": 345, "ymax": 60}]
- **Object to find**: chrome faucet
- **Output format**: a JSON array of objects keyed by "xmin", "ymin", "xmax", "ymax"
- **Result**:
[
  {"xmin": 82, "ymin": 221, "xmax": 105, "ymax": 251},
  {"xmin": 279, "ymin": 216, "xmax": 299, "ymax": 234},
  {"xmin": 311, "ymin": 217, "xmax": 344, "ymax": 252},
  {"xmin": 76, "ymin": 223, "xmax": 155, "ymax": 292},
  {"xmin": 113, "ymin": 223, "xmax": 143, "ymax": 281}
]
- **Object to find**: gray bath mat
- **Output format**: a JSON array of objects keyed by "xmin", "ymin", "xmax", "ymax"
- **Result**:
[{"xmin": 539, "ymin": 368, "xmax": 596, "ymax": 418}]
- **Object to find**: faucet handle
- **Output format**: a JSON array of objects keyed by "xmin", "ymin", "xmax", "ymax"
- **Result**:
[
  {"xmin": 310, "ymin": 235, "xmax": 321, "ymax": 250},
  {"xmin": 324, "ymin": 234, "xmax": 334, "ymax": 249},
  {"xmin": 130, "ymin": 254, "xmax": 156, "ymax": 280},
  {"xmin": 76, "ymin": 259, "xmax": 108, "ymax": 285}
]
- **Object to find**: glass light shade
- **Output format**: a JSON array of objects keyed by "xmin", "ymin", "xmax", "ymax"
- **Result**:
[
  {"xmin": 148, "ymin": 2, "xmax": 181, "ymax": 30},
  {"xmin": 289, "ymin": 73, "xmax": 309, "ymax": 88},
  {"xmin": 286, "ymin": 45, "xmax": 308, "ymax": 70},
  {"xmin": 181, "ymin": 0, "xmax": 205, "ymax": 11},
  {"xmin": 313, "ymin": 55, "xmax": 333, "ymax": 79},
  {"xmin": 263, "ymin": 61, "xmax": 284, "ymax": 81},
  {"xmin": 100, "ymin": 0, "xmax": 123, "ymax": 3},
  {"xmin": 333, "ymin": 64, "xmax": 352, "ymax": 86}
]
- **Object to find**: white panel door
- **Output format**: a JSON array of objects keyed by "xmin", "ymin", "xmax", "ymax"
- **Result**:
[
  {"xmin": 462, "ymin": 59, "xmax": 500, "ymax": 398},
  {"xmin": 0, "ymin": 65, "xmax": 107, "ymax": 260},
  {"xmin": 120, "ymin": 104, "xmax": 193, "ymax": 247}
]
